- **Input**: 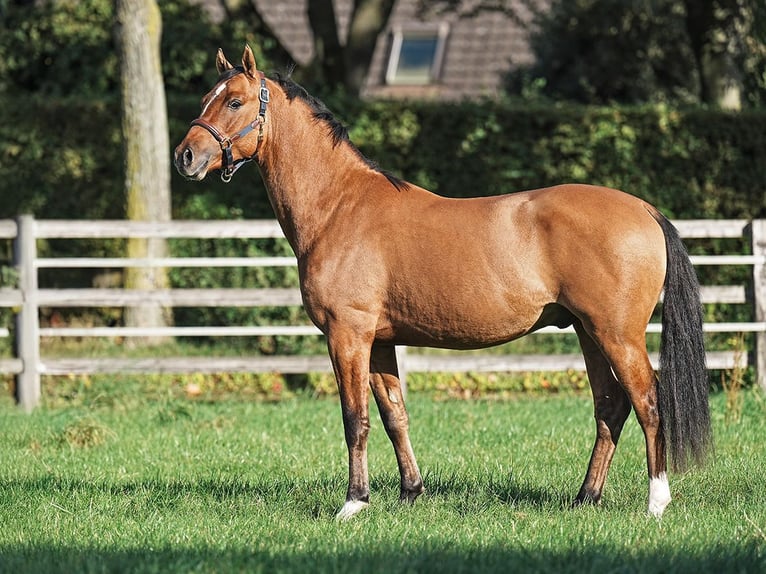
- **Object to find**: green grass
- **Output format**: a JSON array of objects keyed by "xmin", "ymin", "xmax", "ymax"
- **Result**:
[{"xmin": 1, "ymin": 386, "xmax": 765, "ymax": 573}]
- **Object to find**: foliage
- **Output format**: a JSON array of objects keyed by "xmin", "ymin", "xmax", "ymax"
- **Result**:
[
  {"xmin": 0, "ymin": 0, "xmax": 280, "ymax": 97},
  {"xmin": 3, "ymin": 0, "xmax": 764, "ymax": 107},
  {"xmin": 1, "ymin": 93, "xmax": 763, "ymax": 358},
  {"xmin": 166, "ymin": 235, "xmax": 326, "ymax": 357},
  {"xmin": 0, "ymin": 0, "xmax": 117, "ymax": 96},
  {"xmin": 3, "ymin": 94, "xmax": 765, "ymax": 222},
  {"xmin": 1, "ymin": 390, "xmax": 765, "ymax": 572},
  {"xmin": 1, "ymin": 2, "xmax": 763, "ymax": 222},
  {"xmin": 344, "ymin": 98, "xmax": 766, "ymax": 219},
  {"xmin": 513, "ymin": 0, "xmax": 766, "ymax": 107},
  {"xmin": 37, "ymin": 368, "xmax": 593, "ymax": 402},
  {"xmin": 516, "ymin": 0, "xmax": 698, "ymax": 104},
  {"xmin": 158, "ymin": 1, "xmax": 284, "ymax": 95}
]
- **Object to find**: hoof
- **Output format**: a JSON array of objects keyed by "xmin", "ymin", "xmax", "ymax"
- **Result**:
[
  {"xmin": 400, "ymin": 485, "xmax": 425, "ymax": 505},
  {"xmin": 572, "ymin": 488, "xmax": 601, "ymax": 508},
  {"xmin": 335, "ymin": 499, "xmax": 369, "ymax": 521}
]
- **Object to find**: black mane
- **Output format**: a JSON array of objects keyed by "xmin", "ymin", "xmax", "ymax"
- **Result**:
[
  {"xmin": 219, "ymin": 66, "xmax": 245, "ymax": 82},
  {"xmin": 272, "ymin": 74, "xmax": 409, "ymax": 192}
]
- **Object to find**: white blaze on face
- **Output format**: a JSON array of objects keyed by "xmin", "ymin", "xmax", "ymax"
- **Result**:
[{"xmin": 201, "ymin": 81, "xmax": 228, "ymax": 116}]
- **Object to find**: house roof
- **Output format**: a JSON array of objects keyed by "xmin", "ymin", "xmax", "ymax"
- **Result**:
[
  {"xmin": 365, "ymin": 0, "xmax": 546, "ymax": 99},
  {"xmin": 199, "ymin": 0, "xmax": 547, "ymax": 100}
]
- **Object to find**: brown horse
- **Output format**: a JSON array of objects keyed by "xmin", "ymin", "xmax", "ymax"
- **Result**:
[{"xmin": 175, "ymin": 46, "xmax": 711, "ymax": 520}]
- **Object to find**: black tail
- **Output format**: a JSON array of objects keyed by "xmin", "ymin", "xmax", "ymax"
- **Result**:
[{"xmin": 653, "ymin": 212, "xmax": 712, "ymax": 472}]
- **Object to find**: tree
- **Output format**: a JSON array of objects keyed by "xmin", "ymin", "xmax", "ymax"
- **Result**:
[
  {"xmin": 240, "ymin": 0, "xmax": 396, "ymax": 95},
  {"xmin": 514, "ymin": 0, "xmax": 764, "ymax": 108},
  {"xmin": 114, "ymin": 0, "xmax": 172, "ymax": 343},
  {"xmin": 683, "ymin": 0, "xmax": 765, "ymax": 110}
]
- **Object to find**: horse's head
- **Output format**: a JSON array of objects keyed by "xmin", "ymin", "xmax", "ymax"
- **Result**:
[{"xmin": 174, "ymin": 45, "xmax": 270, "ymax": 182}]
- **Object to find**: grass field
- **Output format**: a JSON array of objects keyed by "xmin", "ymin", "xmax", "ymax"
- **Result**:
[{"xmin": 1, "ymin": 383, "xmax": 765, "ymax": 573}]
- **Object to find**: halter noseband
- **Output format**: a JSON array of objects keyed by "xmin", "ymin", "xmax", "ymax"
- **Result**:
[{"xmin": 190, "ymin": 72, "xmax": 270, "ymax": 183}]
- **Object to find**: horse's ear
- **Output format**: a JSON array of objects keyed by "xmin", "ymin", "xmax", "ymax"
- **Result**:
[
  {"xmin": 216, "ymin": 48, "xmax": 234, "ymax": 75},
  {"xmin": 242, "ymin": 45, "xmax": 258, "ymax": 78}
]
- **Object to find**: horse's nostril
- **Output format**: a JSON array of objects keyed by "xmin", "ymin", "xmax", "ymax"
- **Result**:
[{"xmin": 183, "ymin": 147, "xmax": 194, "ymax": 167}]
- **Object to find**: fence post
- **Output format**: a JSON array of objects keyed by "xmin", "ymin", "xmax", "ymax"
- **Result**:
[
  {"xmin": 14, "ymin": 214, "xmax": 40, "ymax": 411},
  {"xmin": 752, "ymin": 219, "xmax": 766, "ymax": 392}
]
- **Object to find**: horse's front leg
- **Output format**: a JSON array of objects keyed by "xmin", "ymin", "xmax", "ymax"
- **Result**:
[
  {"xmin": 369, "ymin": 344, "xmax": 424, "ymax": 504},
  {"xmin": 327, "ymin": 325, "xmax": 374, "ymax": 520}
]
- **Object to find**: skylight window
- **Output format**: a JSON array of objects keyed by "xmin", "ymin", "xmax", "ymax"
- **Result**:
[{"xmin": 386, "ymin": 24, "xmax": 449, "ymax": 85}]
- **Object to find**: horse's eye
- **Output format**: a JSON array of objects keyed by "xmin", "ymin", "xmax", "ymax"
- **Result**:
[{"xmin": 229, "ymin": 100, "xmax": 242, "ymax": 110}]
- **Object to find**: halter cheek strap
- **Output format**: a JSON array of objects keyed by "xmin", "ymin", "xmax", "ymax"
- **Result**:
[{"xmin": 190, "ymin": 73, "xmax": 270, "ymax": 183}]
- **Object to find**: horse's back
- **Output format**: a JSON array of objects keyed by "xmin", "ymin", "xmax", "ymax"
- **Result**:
[
  {"xmin": 521, "ymin": 183, "xmax": 658, "ymax": 221},
  {"xmin": 519, "ymin": 184, "xmax": 666, "ymax": 266},
  {"xmin": 394, "ymin": 182, "xmax": 665, "ymax": 277}
]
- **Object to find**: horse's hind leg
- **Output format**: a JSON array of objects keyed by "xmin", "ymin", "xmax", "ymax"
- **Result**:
[
  {"xmin": 596, "ymin": 330, "xmax": 671, "ymax": 517},
  {"xmin": 369, "ymin": 344, "xmax": 424, "ymax": 504},
  {"xmin": 573, "ymin": 323, "xmax": 632, "ymax": 507},
  {"xmin": 610, "ymin": 346, "xmax": 670, "ymax": 516}
]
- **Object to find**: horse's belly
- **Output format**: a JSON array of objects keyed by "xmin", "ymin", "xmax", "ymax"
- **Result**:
[{"xmin": 378, "ymin": 295, "xmax": 550, "ymax": 350}]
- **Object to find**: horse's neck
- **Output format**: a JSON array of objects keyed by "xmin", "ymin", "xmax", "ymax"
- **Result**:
[{"xmin": 257, "ymin": 113, "xmax": 365, "ymax": 256}]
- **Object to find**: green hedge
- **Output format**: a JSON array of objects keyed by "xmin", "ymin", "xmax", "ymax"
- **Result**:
[
  {"xmin": 0, "ymin": 94, "xmax": 762, "ymax": 360},
  {"xmin": 2, "ymin": 95, "xmax": 764, "ymax": 221},
  {"xmin": 345, "ymin": 99, "xmax": 766, "ymax": 219}
]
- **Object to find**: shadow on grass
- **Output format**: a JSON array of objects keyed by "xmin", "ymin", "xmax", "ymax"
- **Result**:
[
  {"xmin": 3, "ymin": 476, "xmax": 764, "ymax": 573},
  {"xmin": 419, "ymin": 467, "xmax": 571, "ymax": 509},
  {"xmin": 3, "ymin": 469, "xmax": 567, "ymax": 516},
  {"xmin": 1, "ymin": 542, "xmax": 763, "ymax": 574}
]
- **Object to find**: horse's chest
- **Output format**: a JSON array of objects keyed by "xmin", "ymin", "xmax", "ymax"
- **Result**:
[{"xmin": 297, "ymin": 256, "xmax": 385, "ymax": 327}]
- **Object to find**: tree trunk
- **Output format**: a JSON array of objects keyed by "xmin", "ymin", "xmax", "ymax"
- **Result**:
[
  {"xmin": 307, "ymin": 0, "xmax": 347, "ymax": 88},
  {"xmin": 114, "ymin": 0, "xmax": 172, "ymax": 345},
  {"xmin": 345, "ymin": 0, "xmax": 396, "ymax": 94},
  {"xmin": 244, "ymin": 0, "xmax": 396, "ymax": 96},
  {"xmin": 684, "ymin": 0, "xmax": 744, "ymax": 110}
]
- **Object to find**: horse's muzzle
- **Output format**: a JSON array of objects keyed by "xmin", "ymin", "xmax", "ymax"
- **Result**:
[{"xmin": 173, "ymin": 143, "xmax": 209, "ymax": 181}]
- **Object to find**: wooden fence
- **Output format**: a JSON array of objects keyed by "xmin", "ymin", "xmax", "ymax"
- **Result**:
[{"xmin": 1, "ymin": 215, "xmax": 765, "ymax": 411}]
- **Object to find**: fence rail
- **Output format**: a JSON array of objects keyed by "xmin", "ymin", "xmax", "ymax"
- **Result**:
[{"xmin": 1, "ymin": 215, "xmax": 765, "ymax": 410}]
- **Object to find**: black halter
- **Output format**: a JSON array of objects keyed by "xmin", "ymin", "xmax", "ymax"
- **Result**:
[{"xmin": 190, "ymin": 72, "xmax": 270, "ymax": 183}]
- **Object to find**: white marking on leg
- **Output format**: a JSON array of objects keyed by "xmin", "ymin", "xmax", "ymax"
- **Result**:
[
  {"xmin": 201, "ymin": 81, "xmax": 228, "ymax": 116},
  {"xmin": 335, "ymin": 499, "xmax": 369, "ymax": 521},
  {"xmin": 388, "ymin": 390, "xmax": 399, "ymax": 404},
  {"xmin": 647, "ymin": 472, "xmax": 671, "ymax": 517}
]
